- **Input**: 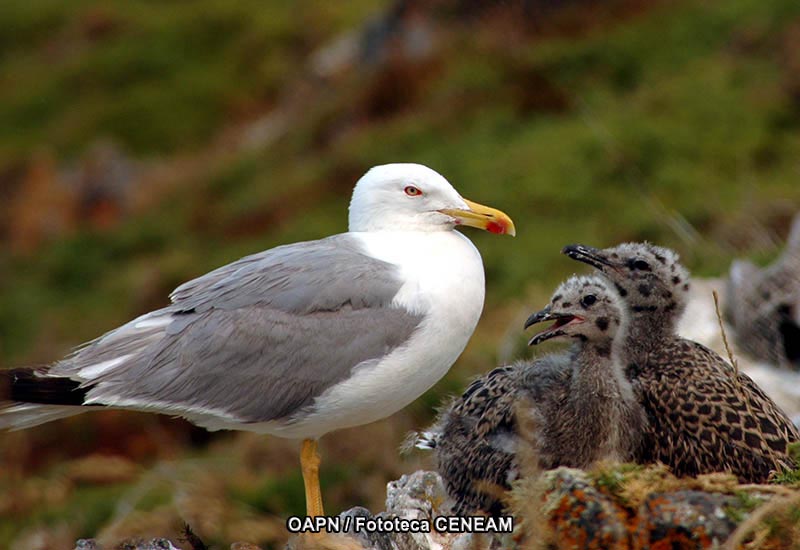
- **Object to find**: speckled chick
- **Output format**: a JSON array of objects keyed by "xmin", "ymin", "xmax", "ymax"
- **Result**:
[
  {"xmin": 424, "ymin": 276, "xmax": 646, "ymax": 516},
  {"xmin": 726, "ymin": 213, "xmax": 800, "ymax": 369},
  {"xmin": 564, "ymin": 242, "xmax": 800, "ymax": 482}
]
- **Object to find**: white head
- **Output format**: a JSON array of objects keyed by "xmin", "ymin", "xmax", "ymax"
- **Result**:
[{"xmin": 348, "ymin": 163, "xmax": 515, "ymax": 235}]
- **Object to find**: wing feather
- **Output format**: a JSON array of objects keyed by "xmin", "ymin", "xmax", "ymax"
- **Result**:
[{"xmin": 45, "ymin": 234, "xmax": 423, "ymax": 422}]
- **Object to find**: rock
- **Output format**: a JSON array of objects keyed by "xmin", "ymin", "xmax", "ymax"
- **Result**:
[
  {"xmin": 338, "ymin": 472, "xmax": 443, "ymax": 550},
  {"xmin": 385, "ymin": 470, "xmax": 447, "ymax": 517},
  {"xmin": 540, "ymin": 468, "xmax": 630, "ymax": 549},
  {"xmin": 632, "ymin": 491, "xmax": 738, "ymax": 549},
  {"xmin": 513, "ymin": 466, "xmax": 798, "ymax": 549},
  {"xmin": 73, "ymin": 466, "xmax": 800, "ymax": 549},
  {"xmin": 339, "ymin": 507, "xmax": 414, "ymax": 550},
  {"xmin": 75, "ymin": 540, "xmax": 183, "ymax": 550},
  {"xmin": 337, "ymin": 470, "xmax": 493, "ymax": 550}
]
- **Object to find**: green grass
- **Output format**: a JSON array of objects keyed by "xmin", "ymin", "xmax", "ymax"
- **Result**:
[
  {"xmin": 724, "ymin": 490, "xmax": 766, "ymax": 523},
  {"xmin": 0, "ymin": 0, "xmax": 381, "ymax": 158},
  {"xmin": 772, "ymin": 443, "xmax": 800, "ymax": 485}
]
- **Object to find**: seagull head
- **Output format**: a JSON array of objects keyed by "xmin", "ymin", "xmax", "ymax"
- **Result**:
[
  {"xmin": 525, "ymin": 276, "xmax": 625, "ymax": 346},
  {"xmin": 562, "ymin": 241, "xmax": 691, "ymax": 322},
  {"xmin": 348, "ymin": 163, "xmax": 515, "ymax": 235}
]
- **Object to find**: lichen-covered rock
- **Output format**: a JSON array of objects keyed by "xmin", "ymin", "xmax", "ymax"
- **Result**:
[
  {"xmin": 540, "ymin": 468, "xmax": 631, "ymax": 549},
  {"xmin": 338, "ymin": 506, "xmax": 428, "ymax": 550},
  {"xmin": 74, "ymin": 467, "xmax": 800, "ymax": 550},
  {"xmin": 631, "ymin": 490, "xmax": 738, "ymax": 549},
  {"xmin": 336, "ymin": 470, "xmax": 493, "ymax": 550},
  {"xmin": 384, "ymin": 471, "xmax": 447, "ymax": 518},
  {"xmin": 339, "ymin": 471, "xmax": 450, "ymax": 550},
  {"xmin": 513, "ymin": 465, "xmax": 799, "ymax": 549}
]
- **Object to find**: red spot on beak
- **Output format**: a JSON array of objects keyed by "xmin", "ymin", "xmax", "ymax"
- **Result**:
[{"xmin": 486, "ymin": 220, "xmax": 506, "ymax": 235}]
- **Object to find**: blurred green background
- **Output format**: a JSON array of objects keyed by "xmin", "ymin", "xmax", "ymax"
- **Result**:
[{"xmin": 1, "ymin": 0, "xmax": 800, "ymax": 547}]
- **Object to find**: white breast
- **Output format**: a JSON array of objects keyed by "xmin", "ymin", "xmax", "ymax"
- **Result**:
[{"xmin": 259, "ymin": 230, "xmax": 486, "ymax": 439}]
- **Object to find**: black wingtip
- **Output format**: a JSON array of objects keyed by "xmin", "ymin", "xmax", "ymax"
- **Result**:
[{"xmin": 3, "ymin": 368, "xmax": 87, "ymax": 406}]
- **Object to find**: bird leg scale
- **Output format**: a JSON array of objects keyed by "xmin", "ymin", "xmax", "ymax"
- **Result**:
[{"xmin": 301, "ymin": 438, "xmax": 325, "ymax": 518}]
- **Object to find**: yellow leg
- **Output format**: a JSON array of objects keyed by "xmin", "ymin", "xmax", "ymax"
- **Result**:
[{"xmin": 301, "ymin": 438, "xmax": 324, "ymax": 517}]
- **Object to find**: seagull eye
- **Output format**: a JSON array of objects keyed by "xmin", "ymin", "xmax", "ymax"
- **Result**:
[
  {"xmin": 580, "ymin": 294, "xmax": 597, "ymax": 308},
  {"xmin": 404, "ymin": 186, "xmax": 423, "ymax": 197},
  {"xmin": 629, "ymin": 259, "xmax": 651, "ymax": 271}
]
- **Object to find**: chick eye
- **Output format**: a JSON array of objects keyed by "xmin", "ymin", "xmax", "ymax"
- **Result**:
[
  {"xmin": 404, "ymin": 186, "xmax": 423, "ymax": 197},
  {"xmin": 580, "ymin": 294, "xmax": 597, "ymax": 308},
  {"xmin": 630, "ymin": 259, "xmax": 651, "ymax": 271}
]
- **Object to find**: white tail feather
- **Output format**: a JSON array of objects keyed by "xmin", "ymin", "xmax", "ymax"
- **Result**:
[{"xmin": 414, "ymin": 430, "xmax": 439, "ymax": 451}]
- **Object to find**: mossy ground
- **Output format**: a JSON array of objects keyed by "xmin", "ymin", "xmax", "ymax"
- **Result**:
[{"xmin": 511, "ymin": 463, "xmax": 800, "ymax": 550}]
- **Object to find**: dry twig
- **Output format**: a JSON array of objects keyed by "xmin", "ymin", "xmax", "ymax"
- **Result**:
[{"xmin": 712, "ymin": 291, "xmax": 783, "ymax": 473}]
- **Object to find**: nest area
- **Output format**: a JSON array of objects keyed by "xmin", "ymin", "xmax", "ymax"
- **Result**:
[{"xmin": 509, "ymin": 457, "xmax": 800, "ymax": 550}]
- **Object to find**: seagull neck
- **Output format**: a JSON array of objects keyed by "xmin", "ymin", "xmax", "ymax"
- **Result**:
[
  {"xmin": 353, "ymin": 229, "xmax": 484, "ymax": 314},
  {"xmin": 623, "ymin": 310, "xmax": 676, "ymax": 362},
  {"xmin": 574, "ymin": 339, "xmax": 614, "ymax": 369},
  {"xmin": 571, "ymin": 341, "xmax": 626, "ymax": 399},
  {"xmin": 353, "ymin": 230, "xmax": 478, "ymax": 264},
  {"xmin": 348, "ymin": 221, "xmax": 452, "ymax": 233}
]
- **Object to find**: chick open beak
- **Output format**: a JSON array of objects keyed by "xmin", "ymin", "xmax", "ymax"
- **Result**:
[
  {"xmin": 525, "ymin": 305, "xmax": 583, "ymax": 346},
  {"xmin": 439, "ymin": 199, "xmax": 516, "ymax": 236}
]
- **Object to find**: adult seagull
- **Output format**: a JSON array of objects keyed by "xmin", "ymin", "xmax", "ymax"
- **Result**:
[{"xmin": 0, "ymin": 163, "xmax": 515, "ymax": 520}]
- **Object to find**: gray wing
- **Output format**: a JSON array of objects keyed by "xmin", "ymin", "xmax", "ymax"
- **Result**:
[
  {"xmin": 169, "ymin": 234, "xmax": 403, "ymax": 314},
  {"xmin": 52, "ymin": 234, "xmax": 423, "ymax": 422}
]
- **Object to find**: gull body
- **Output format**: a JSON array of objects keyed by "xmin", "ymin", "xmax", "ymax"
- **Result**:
[
  {"xmin": 0, "ymin": 163, "xmax": 515, "ymax": 519},
  {"xmin": 252, "ymin": 230, "xmax": 486, "ymax": 439}
]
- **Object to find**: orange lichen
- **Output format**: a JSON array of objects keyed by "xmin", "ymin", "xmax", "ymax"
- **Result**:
[{"xmin": 511, "ymin": 466, "xmax": 799, "ymax": 550}]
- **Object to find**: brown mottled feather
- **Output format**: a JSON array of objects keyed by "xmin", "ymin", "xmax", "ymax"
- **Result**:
[
  {"xmin": 432, "ymin": 364, "xmax": 524, "ymax": 516},
  {"xmin": 632, "ymin": 339, "xmax": 799, "ymax": 481},
  {"xmin": 566, "ymin": 242, "xmax": 799, "ymax": 483},
  {"xmin": 430, "ymin": 277, "xmax": 646, "ymax": 515}
]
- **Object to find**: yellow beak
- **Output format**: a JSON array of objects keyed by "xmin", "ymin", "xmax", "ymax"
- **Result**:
[{"xmin": 439, "ymin": 199, "xmax": 516, "ymax": 236}]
